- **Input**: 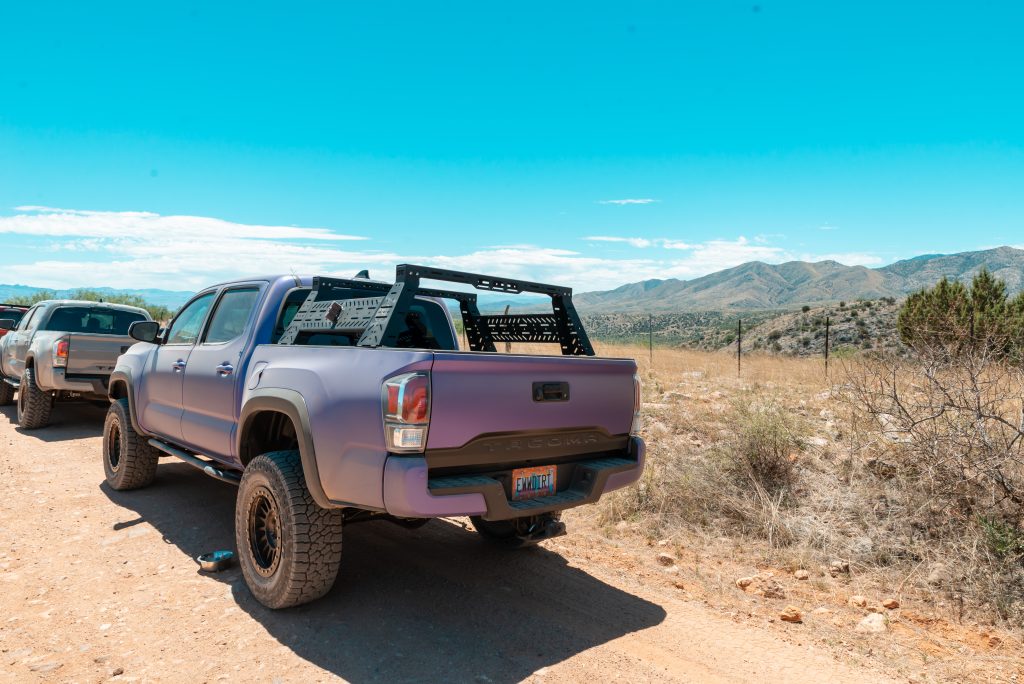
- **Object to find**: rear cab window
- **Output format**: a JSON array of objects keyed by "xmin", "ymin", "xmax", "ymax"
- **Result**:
[
  {"xmin": 274, "ymin": 288, "xmax": 456, "ymax": 350},
  {"xmin": 42, "ymin": 307, "xmax": 148, "ymax": 335}
]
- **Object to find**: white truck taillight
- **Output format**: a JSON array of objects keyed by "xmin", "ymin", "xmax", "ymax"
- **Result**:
[
  {"xmin": 52, "ymin": 337, "xmax": 70, "ymax": 368},
  {"xmin": 382, "ymin": 372, "xmax": 430, "ymax": 453},
  {"xmin": 630, "ymin": 373, "xmax": 643, "ymax": 436}
]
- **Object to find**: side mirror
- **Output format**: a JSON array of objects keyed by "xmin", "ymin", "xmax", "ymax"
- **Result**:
[
  {"xmin": 0, "ymin": 319, "xmax": 15, "ymax": 331},
  {"xmin": 128, "ymin": 320, "xmax": 161, "ymax": 343}
]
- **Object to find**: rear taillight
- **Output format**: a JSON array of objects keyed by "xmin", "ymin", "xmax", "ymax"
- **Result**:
[
  {"xmin": 382, "ymin": 372, "xmax": 430, "ymax": 453},
  {"xmin": 53, "ymin": 337, "xmax": 70, "ymax": 368},
  {"xmin": 630, "ymin": 373, "xmax": 642, "ymax": 436}
]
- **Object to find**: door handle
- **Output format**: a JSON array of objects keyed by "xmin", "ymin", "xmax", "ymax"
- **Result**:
[
  {"xmin": 172, "ymin": 359, "xmax": 186, "ymax": 372},
  {"xmin": 216, "ymin": 363, "xmax": 234, "ymax": 377}
]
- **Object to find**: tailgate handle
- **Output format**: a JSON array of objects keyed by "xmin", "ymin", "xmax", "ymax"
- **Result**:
[{"xmin": 533, "ymin": 381, "xmax": 570, "ymax": 402}]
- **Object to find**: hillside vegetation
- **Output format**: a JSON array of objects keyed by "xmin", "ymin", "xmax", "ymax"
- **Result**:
[
  {"xmin": 574, "ymin": 246, "xmax": 1024, "ymax": 312},
  {"xmin": 5, "ymin": 288, "xmax": 173, "ymax": 321},
  {"xmin": 735, "ymin": 297, "xmax": 903, "ymax": 357}
]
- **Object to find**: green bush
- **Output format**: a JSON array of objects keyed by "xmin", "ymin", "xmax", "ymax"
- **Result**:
[{"xmin": 897, "ymin": 268, "xmax": 1024, "ymax": 362}]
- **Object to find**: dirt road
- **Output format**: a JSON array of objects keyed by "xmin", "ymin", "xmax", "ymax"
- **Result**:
[{"xmin": 0, "ymin": 403, "xmax": 894, "ymax": 683}]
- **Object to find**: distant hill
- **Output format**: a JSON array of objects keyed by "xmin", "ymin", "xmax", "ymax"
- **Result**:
[
  {"xmin": 0, "ymin": 284, "xmax": 194, "ymax": 308},
  {"xmin": 574, "ymin": 246, "xmax": 1024, "ymax": 313},
  {"xmin": 5, "ymin": 246, "xmax": 1022, "ymax": 318}
]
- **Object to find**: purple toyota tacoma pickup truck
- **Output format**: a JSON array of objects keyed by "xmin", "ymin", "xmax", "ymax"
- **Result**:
[{"xmin": 104, "ymin": 265, "xmax": 644, "ymax": 609}]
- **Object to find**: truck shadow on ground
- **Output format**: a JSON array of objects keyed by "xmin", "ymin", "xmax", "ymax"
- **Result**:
[
  {"xmin": 103, "ymin": 462, "xmax": 667, "ymax": 684},
  {"xmin": 0, "ymin": 402, "xmax": 106, "ymax": 441}
]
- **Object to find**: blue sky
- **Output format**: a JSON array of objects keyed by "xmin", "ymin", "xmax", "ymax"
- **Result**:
[{"xmin": 1, "ymin": 1, "xmax": 1022, "ymax": 293}]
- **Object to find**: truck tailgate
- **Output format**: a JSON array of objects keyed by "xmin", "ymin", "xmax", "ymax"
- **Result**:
[
  {"xmin": 67, "ymin": 334, "xmax": 133, "ymax": 375},
  {"xmin": 426, "ymin": 352, "xmax": 636, "ymax": 450}
]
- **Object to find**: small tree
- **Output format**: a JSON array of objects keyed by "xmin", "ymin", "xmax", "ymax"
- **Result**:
[{"xmin": 897, "ymin": 268, "xmax": 1023, "ymax": 361}]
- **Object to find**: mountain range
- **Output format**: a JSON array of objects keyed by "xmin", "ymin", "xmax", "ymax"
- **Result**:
[
  {"xmin": 0, "ymin": 284, "xmax": 194, "ymax": 309},
  {"xmin": 3, "ymin": 246, "xmax": 1022, "ymax": 314},
  {"xmin": 573, "ymin": 246, "xmax": 1024, "ymax": 312}
]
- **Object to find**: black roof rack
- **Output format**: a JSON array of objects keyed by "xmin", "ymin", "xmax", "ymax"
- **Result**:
[{"xmin": 278, "ymin": 264, "xmax": 594, "ymax": 356}]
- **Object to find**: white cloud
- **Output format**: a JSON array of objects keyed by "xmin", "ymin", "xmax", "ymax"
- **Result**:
[
  {"xmin": 584, "ymin": 236, "xmax": 654, "ymax": 248},
  {"xmin": 802, "ymin": 252, "xmax": 883, "ymax": 266},
  {"xmin": 3, "ymin": 206, "xmax": 367, "ymax": 242},
  {"xmin": 0, "ymin": 206, "xmax": 884, "ymax": 295},
  {"xmin": 585, "ymin": 236, "xmax": 695, "ymax": 250},
  {"xmin": 818, "ymin": 225, "xmax": 839, "ymax": 231},
  {"xmin": 597, "ymin": 199, "xmax": 659, "ymax": 205},
  {"xmin": 660, "ymin": 240, "xmax": 694, "ymax": 250}
]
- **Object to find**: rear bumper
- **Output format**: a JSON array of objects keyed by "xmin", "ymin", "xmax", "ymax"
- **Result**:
[
  {"xmin": 382, "ymin": 436, "xmax": 645, "ymax": 520},
  {"xmin": 28, "ymin": 366, "xmax": 109, "ymax": 397}
]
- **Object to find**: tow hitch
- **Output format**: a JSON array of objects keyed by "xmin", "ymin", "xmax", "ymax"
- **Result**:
[{"xmin": 512, "ymin": 513, "xmax": 566, "ymax": 544}]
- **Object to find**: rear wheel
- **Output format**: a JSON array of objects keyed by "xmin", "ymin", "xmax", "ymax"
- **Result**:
[
  {"xmin": 235, "ymin": 450, "xmax": 344, "ymax": 609},
  {"xmin": 16, "ymin": 366, "xmax": 52, "ymax": 429},
  {"xmin": 103, "ymin": 398, "xmax": 159, "ymax": 490},
  {"xmin": 0, "ymin": 376, "xmax": 13, "ymax": 406}
]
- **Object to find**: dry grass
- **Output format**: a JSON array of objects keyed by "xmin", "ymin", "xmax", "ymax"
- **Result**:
[
  {"xmin": 580, "ymin": 344, "xmax": 1024, "ymax": 681},
  {"xmin": 511, "ymin": 342, "xmax": 1024, "ymax": 628},
  {"xmin": 500, "ymin": 342, "xmax": 1024, "ymax": 679}
]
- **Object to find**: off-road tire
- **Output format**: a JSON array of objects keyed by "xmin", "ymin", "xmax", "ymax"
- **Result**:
[
  {"xmin": 0, "ymin": 376, "xmax": 14, "ymax": 406},
  {"xmin": 235, "ymin": 450, "xmax": 343, "ymax": 609},
  {"xmin": 103, "ymin": 398, "xmax": 159, "ymax": 490},
  {"xmin": 16, "ymin": 366, "xmax": 53, "ymax": 429}
]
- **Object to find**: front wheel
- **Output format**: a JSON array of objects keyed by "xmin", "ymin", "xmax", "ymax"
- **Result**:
[
  {"xmin": 16, "ymin": 366, "xmax": 53, "ymax": 429},
  {"xmin": 0, "ymin": 376, "xmax": 13, "ymax": 406},
  {"xmin": 235, "ymin": 450, "xmax": 344, "ymax": 609},
  {"xmin": 103, "ymin": 398, "xmax": 159, "ymax": 490}
]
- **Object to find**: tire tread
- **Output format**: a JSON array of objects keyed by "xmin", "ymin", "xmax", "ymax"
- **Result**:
[
  {"xmin": 17, "ymin": 366, "xmax": 52, "ymax": 429},
  {"xmin": 103, "ymin": 398, "xmax": 159, "ymax": 490},
  {"xmin": 236, "ymin": 450, "xmax": 343, "ymax": 609}
]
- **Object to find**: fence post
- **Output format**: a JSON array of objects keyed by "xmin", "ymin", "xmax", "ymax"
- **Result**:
[
  {"xmin": 825, "ymin": 315, "xmax": 830, "ymax": 378},
  {"xmin": 737, "ymin": 318, "xmax": 742, "ymax": 377},
  {"xmin": 648, "ymin": 314, "xmax": 653, "ymax": 364}
]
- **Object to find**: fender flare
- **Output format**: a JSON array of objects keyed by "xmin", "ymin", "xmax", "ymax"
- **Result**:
[
  {"xmin": 238, "ymin": 388, "xmax": 334, "ymax": 509},
  {"xmin": 108, "ymin": 369, "xmax": 149, "ymax": 437}
]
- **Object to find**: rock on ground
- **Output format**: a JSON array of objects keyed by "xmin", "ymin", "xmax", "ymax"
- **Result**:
[{"xmin": 855, "ymin": 613, "xmax": 887, "ymax": 633}]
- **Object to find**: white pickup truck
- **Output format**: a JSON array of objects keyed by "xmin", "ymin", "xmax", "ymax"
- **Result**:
[{"xmin": 0, "ymin": 300, "xmax": 151, "ymax": 428}]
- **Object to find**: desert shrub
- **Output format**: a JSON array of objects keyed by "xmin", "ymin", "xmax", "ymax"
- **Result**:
[
  {"xmin": 802, "ymin": 305, "xmax": 811, "ymax": 313},
  {"xmin": 603, "ymin": 395, "xmax": 808, "ymax": 547},
  {"xmin": 844, "ymin": 349, "xmax": 1024, "ymax": 623},
  {"xmin": 715, "ymin": 397, "xmax": 805, "ymax": 495}
]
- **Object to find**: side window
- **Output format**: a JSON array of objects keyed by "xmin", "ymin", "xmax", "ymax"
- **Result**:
[
  {"xmin": 204, "ymin": 288, "xmax": 260, "ymax": 344},
  {"xmin": 166, "ymin": 292, "xmax": 216, "ymax": 345},
  {"xmin": 19, "ymin": 307, "xmax": 40, "ymax": 331}
]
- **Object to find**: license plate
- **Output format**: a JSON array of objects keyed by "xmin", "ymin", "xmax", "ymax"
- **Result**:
[{"xmin": 511, "ymin": 465, "xmax": 557, "ymax": 500}]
